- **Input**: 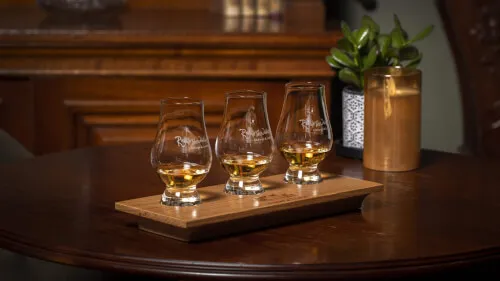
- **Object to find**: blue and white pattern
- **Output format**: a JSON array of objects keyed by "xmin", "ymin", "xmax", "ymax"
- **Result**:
[{"xmin": 342, "ymin": 87, "xmax": 364, "ymax": 149}]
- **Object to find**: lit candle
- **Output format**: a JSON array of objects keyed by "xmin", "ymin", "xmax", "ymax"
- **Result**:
[{"xmin": 364, "ymin": 67, "xmax": 422, "ymax": 172}]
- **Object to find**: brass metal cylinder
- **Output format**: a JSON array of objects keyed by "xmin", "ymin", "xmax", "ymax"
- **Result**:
[{"xmin": 363, "ymin": 67, "xmax": 421, "ymax": 172}]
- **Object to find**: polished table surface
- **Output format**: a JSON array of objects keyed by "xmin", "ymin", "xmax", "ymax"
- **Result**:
[{"xmin": 0, "ymin": 143, "xmax": 500, "ymax": 280}]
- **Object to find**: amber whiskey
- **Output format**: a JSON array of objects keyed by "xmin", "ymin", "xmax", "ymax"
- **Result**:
[
  {"xmin": 221, "ymin": 153, "xmax": 271, "ymax": 177},
  {"xmin": 280, "ymin": 141, "xmax": 330, "ymax": 167},
  {"xmin": 157, "ymin": 163, "xmax": 209, "ymax": 192}
]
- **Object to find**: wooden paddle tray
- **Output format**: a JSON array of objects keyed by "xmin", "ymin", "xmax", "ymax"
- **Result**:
[{"xmin": 115, "ymin": 173, "xmax": 383, "ymax": 242}]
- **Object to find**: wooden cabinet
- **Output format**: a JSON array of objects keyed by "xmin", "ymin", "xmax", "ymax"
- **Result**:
[
  {"xmin": 0, "ymin": 2, "xmax": 338, "ymax": 155},
  {"xmin": 31, "ymin": 78, "xmax": 329, "ymax": 154},
  {"xmin": 0, "ymin": 78, "xmax": 35, "ymax": 152}
]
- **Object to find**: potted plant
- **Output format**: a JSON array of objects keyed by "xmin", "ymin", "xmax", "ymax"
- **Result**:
[{"xmin": 326, "ymin": 15, "xmax": 433, "ymax": 156}]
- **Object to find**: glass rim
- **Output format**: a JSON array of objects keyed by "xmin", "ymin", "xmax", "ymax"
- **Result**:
[
  {"xmin": 365, "ymin": 66, "xmax": 422, "ymax": 78},
  {"xmin": 160, "ymin": 97, "xmax": 203, "ymax": 105},
  {"xmin": 225, "ymin": 90, "xmax": 267, "ymax": 99},
  {"xmin": 286, "ymin": 81, "xmax": 325, "ymax": 89}
]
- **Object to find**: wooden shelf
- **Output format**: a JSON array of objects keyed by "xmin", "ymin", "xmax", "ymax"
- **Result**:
[
  {"xmin": 0, "ymin": 7, "xmax": 340, "ymax": 77},
  {"xmin": 0, "ymin": 9, "xmax": 339, "ymax": 48},
  {"xmin": 0, "ymin": 3, "xmax": 339, "ymax": 155}
]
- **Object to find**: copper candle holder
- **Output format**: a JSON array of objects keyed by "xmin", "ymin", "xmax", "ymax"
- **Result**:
[{"xmin": 363, "ymin": 67, "xmax": 422, "ymax": 172}]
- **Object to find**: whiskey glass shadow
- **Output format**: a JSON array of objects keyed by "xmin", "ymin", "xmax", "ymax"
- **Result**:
[
  {"xmin": 215, "ymin": 90, "xmax": 275, "ymax": 195},
  {"xmin": 276, "ymin": 82, "xmax": 333, "ymax": 184},
  {"xmin": 150, "ymin": 98, "xmax": 212, "ymax": 206}
]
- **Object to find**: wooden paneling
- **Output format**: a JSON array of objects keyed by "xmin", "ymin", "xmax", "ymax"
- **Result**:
[
  {"xmin": 33, "ymin": 77, "xmax": 314, "ymax": 154},
  {"xmin": 0, "ymin": 4, "xmax": 336, "ymax": 155},
  {"xmin": 0, "ymin": 56, "xmax": 333, "ymax": 78},
  {"xmin": 0, "ymin": 78, "xmax": 34, "ymax": 152},
  {"xmin": 89, "ymin": 127, "xmax": 156, "ymax": 146},
  {"xmin": 76, "ymin": 113, "xmax": 223, "ymax": 147},
  {"xmin": 77, "ymin": 115, "xmax": 157, "ymax": 147}
]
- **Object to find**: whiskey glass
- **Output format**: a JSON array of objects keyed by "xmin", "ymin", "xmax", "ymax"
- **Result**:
[
  {"xmin": 150, "ymin": 98, "xmax": 212, "ymax": 206},
  {"xmin": 276, "ymin": 82, "xmax": 333, "ymax": 184},
  {"xmin": 215, "ymin": 90, "xmax": 275, "ymax": 195}
]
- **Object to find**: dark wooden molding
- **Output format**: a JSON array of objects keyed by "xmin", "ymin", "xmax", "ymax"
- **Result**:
[
  {"xmin": 438, "ymin": 0, "xmax": 500, "ymax": 157},
  {"xmin": 0, "ymin": 56, "xmax": 333, "ymax": 78}
]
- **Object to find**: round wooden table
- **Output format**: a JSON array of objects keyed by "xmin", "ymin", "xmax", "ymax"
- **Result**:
[{"xmin": 0, "ymin": 143, "xmax": 499, "ymax": 280}]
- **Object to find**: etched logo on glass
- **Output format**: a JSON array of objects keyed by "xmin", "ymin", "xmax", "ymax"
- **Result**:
[
  {"xmin": 299, "ymin": 119, "xmax": 328, "ymax": 133},
  {"xmin": 175, "ymin": 136, "xmax": 209, "ymax": 149},
  {"xmin": 239, "ymin": 128, "xmax": 272, "ymax": 143}
]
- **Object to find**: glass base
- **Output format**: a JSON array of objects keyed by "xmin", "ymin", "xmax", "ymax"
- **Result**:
[
  {"xmin": 284, "ymin": 166, "xmax": 322, "ymax": 185},
  {"xmin": 161, "ymin": 187, "xmax": 200, "ymax": 206},
  {"xmin": 225, "ymin": 176, "xmax": 264, "ymax": 195}
]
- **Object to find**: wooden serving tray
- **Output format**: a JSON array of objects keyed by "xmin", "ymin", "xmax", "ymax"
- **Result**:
[{"xmin": 115, "ymin": 173, "xmax": 382, "ymax": 242}]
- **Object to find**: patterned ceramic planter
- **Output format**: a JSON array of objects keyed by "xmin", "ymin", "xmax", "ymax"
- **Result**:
[{"xmin": 342, "ymin": 86, "xmax": 364, "ymax": 150}]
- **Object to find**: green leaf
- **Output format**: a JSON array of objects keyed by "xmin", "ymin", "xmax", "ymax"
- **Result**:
[
  {"xmin": 341, "ymin": 21, "xmax": 354, "ymax": 43},
  {"xmin": 368, "ymin": 30, "xmax": 377, "ymax": 42},
  {"xmin": 401, "ymin": 29, "xmax": 409, "ymax": 41},
  {"xmin": 331, "ymin": 49, "xmax": 357, "ymax": 68},
  {"xmin": 393, "ymin": 14, "xmax": 409, "ymax": 40},
  {"xmin": 394, "ymin": 14, "xmax": 402, "ymax": 29},
  {"xmin": 362, "ymin": 15, "xmax": 380, "ymax": 33},
  {"xmin": 355, "ymin": 25, "xmax": 370, "ymax": 49},
  {"xmin": 377, "ymin": 34, "xmax": 391, "ymax": 58},
  {"xmin": 353, "ymin": 55, "xmax": 360, "ymax": 67},
  {"xmin": 336, "ymin": 38, "xmax": 354, "ymax": 52},
  {"xmin": 362, "ymin": 46, "xmax": 378, "ymax": 70},
  {"xmin": 405, "ymin": 52, "xmax": 423, "ymax": 69},
  {"xmin": 363, "ymin": 39, "xmax": 376, "ymax": 53},
  {"xmin": 391, "ymin": 28, "xmax": 405, "ymax": 48},
  {"xmin": 387, "ymin": 48, "xmax": 399, "ymax": 58},
  {"xmin": 409, "ymin": 25, "xmax": 434, "ymax": 43},
  {"xmin": 326, "ymin": 55, "xmax": 342, "ymax": 69},
  {"xmin": 362, "ymin": 15, "xmax": 379, "ymax": 41},
  {"xmin": 390, "ymin": 58, "xmax": 401, "ymax": 67},
  {"xmin": 352, "ymin": 29, "xmax": 359, "ymax": 43},
  {"xmin": 399, "ymin": 46, "xmax": 419, "ymax": 60},
  {"xmin": 338, "ymin": 68, "xmax": 361, "ymax": 89}
]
